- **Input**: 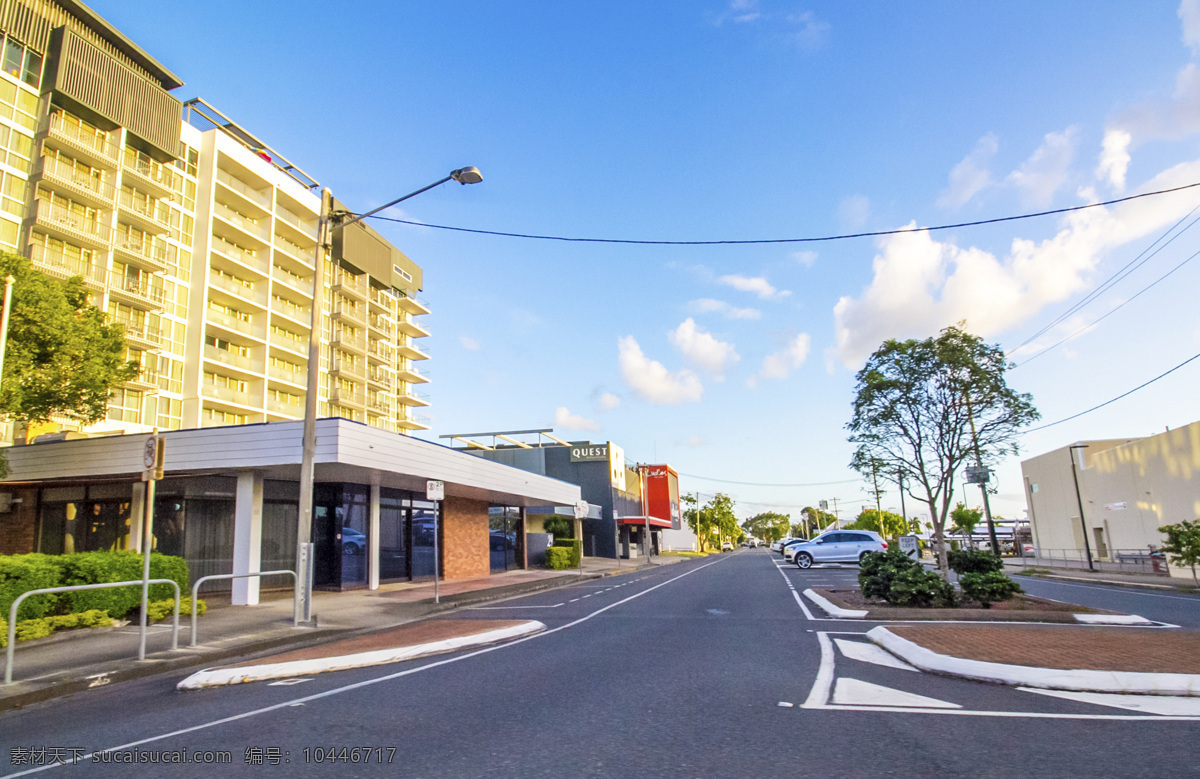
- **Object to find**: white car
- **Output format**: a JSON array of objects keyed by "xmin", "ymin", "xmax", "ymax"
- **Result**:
[
  {"xmin": 785, "ymin": 530, "xmax": 888, "ymax": 568},
  {"xmin": 771, "ymin": 537, "xmax": 796, "ymax": 553}
]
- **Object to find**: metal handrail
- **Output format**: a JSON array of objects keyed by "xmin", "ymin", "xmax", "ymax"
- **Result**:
[
  {"xmin": 6, "ymin": 579, "xmax": 180, "ymax": 685},
  {"xmin": 190, "ymin": 570, "xmax": 297, "ymax": 646}
]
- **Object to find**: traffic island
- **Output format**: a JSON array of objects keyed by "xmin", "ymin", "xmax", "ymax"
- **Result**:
[
  {"xmin": 177, "ymin": 619, "xmax": 544, "ymax": 689},
  {"xmin": 869, "ymin": 624, "xmax": 1200, "ymax": 696},
  {"xmin": 806, "ymin": 587, "xmax": 1151, "ymax": 623}
]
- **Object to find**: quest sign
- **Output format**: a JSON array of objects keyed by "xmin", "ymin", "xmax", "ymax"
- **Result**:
[{"xmin": 569, "ymin": 444, "xmax": 609, "ymax": 463}]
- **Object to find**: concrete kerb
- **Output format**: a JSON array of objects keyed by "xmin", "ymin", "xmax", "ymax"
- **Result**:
[{"xmin": 867, "ymin": 626, "xmax": 1200, "ymax": 697}]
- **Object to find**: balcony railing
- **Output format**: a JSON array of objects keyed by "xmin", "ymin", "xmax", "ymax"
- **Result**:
[
  {"xmin": 275, "ymin": 204, "xmax": 317, "ymax": 236},
  {"xmin": 38, "ymin": 155, "xmax": 115, "ymax": 203},
  {"xmin": 394, "ymin": 290, "xmax": 430, "ymax": 315},
  {"xmin": 47, "ymin": 113, "xmax": 118, "ymax": 165},
  {"xmin": 216, "ymin": 169, "xmax": 270, "ymax": 208},
  {"xmin": 330, "ymin": 386, "xmax": 366, "ymax": 408},
  {"xmin": 106, "ymin": 270, "xmax": 165, "ymax": 308},
  {"xmin": 270, "ymin": 296, "xmax": 310, "ymax": 324},
  {"xmin": 212, "ymin": 236, "xmax": 268, "ymax": 273},
  {"xmin": 29, "ymin": 244, "xmax": 104, "ymax": 287},
  {"xmin": 331, "ymin": 270, "xmax": 368, "ymax": 300},
  {"xmin": 214, "ymin": 201, "xmax": 270, "ymax": 242},
  {"xmin": 204, "ymin": 345, "xmax": 258, "ymax": 372},
  {"xmin": 203, "ymin": 383, "xmax": 258, "ymax": 407},
  {"xmin": 122, "ymin": 151, "xmax": 174, "ymax": 195},
  {"xmin": 267, "ymin": 363, "xmax": 306, "ymax": 385},
  {"xmin": 273, "ymin": 235, "xmax": 313, "ymax": 265},
  {"xmin": 33, "ymin": 200, "xmax": 109, "ymax": 248},
  {"xmin": 209, "ymin": 272, "xmax": 268, "ymax": 306},
  {"xmin": 206, "ymin": 309, "xmax": 266, "ymax": 340},
  {"xmin": 332, "ymin": 329, "xmax": 366, "ymax": 354},
  {"xmin": 117, "ymin": 190, "xmax": 171, "ymax": 232},
  {"xmin": 113, "ymin": 318, "xmax": 162, "ymax": 348},
  {"xmin": 267, "ymin": 396, "xmax": 304, "ymax": 416},
  {"xmin": 113, "ymin": 234, "xmax": 168, "ymax": 272}
]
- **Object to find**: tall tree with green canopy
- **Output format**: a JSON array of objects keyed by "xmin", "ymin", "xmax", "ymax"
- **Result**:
[
  {"xmin": 949, "ymin": 502, "xmax": 983, "ymax": 538},
  {"xmin": 0, "ymin": 253, "xmax": 138, "ymax": 464},
  {"xmin": 741, "ymin": 511, "xmax": 791, "ymax": 543},
  {"xmin": 848, "ymin": 508, "xmax": 908, "ymax": 537},
  {"xmin": 846, "ymin": 325, "xmax": 1038, "ymax": 576},
  {"xmin": 685, "ymin": 493, "xmax": 740, "ymax": 552}
]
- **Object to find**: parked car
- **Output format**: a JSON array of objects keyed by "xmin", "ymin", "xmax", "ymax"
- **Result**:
[
  {"xmin": 771, "ymin": 537, "xmax": 796, "ymax": 553},
  {"xmin": 721, "ymin": 540, "xmax": 735, "ymax": 551},
  {"xmin": 786, "ymin": 530, "xmax": 887, "ymax": 568}
]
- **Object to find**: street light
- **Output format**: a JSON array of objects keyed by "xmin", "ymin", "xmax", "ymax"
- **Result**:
[{"xmin": 294, "ymin": 167, "xmax": 482, "ymax": 626}]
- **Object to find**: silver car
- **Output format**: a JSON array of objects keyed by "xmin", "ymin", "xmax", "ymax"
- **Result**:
[{"xmin": 786, "ymin": 530, "xmax": 887, "ymax": 568}]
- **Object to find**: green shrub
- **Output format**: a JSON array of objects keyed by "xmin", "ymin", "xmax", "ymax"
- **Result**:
[
  {"xmin": 959, "ymin": 571, "xmax": 1022, "ymax": 607},
  {"xmin": 0, "ymin": 609, "xmax": 113, "ymax": 648},
  {"xmin": 887, "ymin": 567, "xmax": 957, "ymax": 608},
  {"xmin": 858, "ymin": 550, "xmax": 921, "ymax": 601},
  {"xmin": 57, "ymin": 552, "xmax": 189, "ymax": 619},
  {"xmin": 948, "ymin": 549, "xmax": 1004, "ymax": 575},
  {"xmin": 0, "ymin": 553, "xmax": 63, "ymax": 620},
  {"xmin": 145, "ymin": 597, "xmax": 205, "ymax": 621},
  {"xmin": 545, "ymin": 547, "xmax": 575, "ymax": 569}
]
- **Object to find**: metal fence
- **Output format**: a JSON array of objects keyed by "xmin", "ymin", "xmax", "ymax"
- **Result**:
[{"xmin": 1009, "ymin": 548, "xmax": 1169, "ymax": 576}]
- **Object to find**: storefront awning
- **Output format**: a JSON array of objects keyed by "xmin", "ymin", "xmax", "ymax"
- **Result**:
[{"xmin": 617, "ymin": 515, "xmax": 673, "ymax": 528}]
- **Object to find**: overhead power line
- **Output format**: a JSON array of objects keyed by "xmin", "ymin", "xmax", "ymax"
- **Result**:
[
  {"xmin": 360, "ymin": 180, "xmax": 1200, "ymax": 246},
  {"xmin": 1024, "ymin": 351, "xmax": 1200, "ymax": 434}
]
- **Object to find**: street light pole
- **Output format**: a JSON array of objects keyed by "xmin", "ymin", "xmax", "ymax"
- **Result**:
[
  {"xmin": 294, "ymin": 167, "xmax": 483, "ymax": 626},
  {"xmin": 1069, "ymin": 444, "xmax": 1096, "ymax": 572}
]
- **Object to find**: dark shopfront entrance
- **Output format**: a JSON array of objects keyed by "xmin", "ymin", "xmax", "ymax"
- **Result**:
[{"xmin": 313, "ymin": 484, "xmax": 441, "ymax": 590}]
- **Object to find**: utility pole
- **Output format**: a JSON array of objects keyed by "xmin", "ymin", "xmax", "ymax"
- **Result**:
[
  {"xmin": 871, "ymin": 460, "xmax": 884, "ymax": 532},
  {"xmin": 965, "ymin": 394, "xmax": 1001, "ymax": 556},
  {"xmin": 897, "ymin": 467, "xmax": 908, "ymax": 530}
]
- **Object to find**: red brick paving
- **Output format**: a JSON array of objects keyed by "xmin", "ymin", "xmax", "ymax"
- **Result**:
[
  {"xmin": 220, "ymin": 620, "xmax": 529, "ymax": 668},
  {"xmin": 891, "ymin": 624, "xmax": 1200, "ymax": 674}
]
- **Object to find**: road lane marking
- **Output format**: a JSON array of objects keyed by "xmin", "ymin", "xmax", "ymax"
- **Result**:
[
  {"xmin": 832, "ymin": 678, "xmax": 959, "ymax": 708},
  {"xmin": 834, "ymin": 638, "xmax": 918, "ymax": 671},
  {"xmin": 0, "ymin": 557, "xmax": 734, "ymax": 778},
  {"xmin": 470, "ymin": 603, "xmax": 565, "ymax": 610}
]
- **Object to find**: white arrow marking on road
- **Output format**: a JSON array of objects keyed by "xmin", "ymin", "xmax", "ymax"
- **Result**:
[
  {"xmin": 832, "ymin": 678, "xmax": 961, "ymax": 708},
  {"xmin": 834, "ymin": 639, "xmax": 918, "ymax": 671},
  {"xmin": 1018, "ymin": 688, "xmax": 1200, "ymax": 716}
]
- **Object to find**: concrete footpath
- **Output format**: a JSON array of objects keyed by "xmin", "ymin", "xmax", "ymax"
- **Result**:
[{"xmin": 1, "ymin": 556, "xmax": 676, "ymax": 712}]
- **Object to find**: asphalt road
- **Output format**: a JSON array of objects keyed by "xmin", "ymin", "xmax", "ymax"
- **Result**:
[{"xmin": 1, "ymin": 550, "xmax": 1198, "ymax": 778}]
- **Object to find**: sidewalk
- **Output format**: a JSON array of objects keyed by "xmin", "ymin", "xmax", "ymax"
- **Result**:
[
  {"xmin": 1002, "ymin": 559, "xmax": 1192, "ymax": 591},
  {"xmin": 1, "ymin": 555, "xmax": 674, "ymax": 712}
]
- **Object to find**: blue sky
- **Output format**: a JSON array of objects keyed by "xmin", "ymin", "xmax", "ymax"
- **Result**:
[{"xmin": 93, "ymin": 1, "xmax": 1200, "ymax": 523}]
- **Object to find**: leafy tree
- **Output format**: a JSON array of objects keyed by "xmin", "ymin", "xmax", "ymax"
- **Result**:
[
  {"xmin": 543, "ymin": 515, "xmax": 573, "ymax": 539},
  {"xmin": 0, "ymin": 253, "xmax": 138, "ymax": 429},
  {"xmin": 685, "ymin": 493, "xmax": 739, "ymax": 552},
  {"xmin": 742, "ymin": 511, "xmax": 791, "ymax": 543},
  {"xmin": 1159, "ymin": 520, "xmax": 1200, "ymax": 585},
  {"xmin": 846, "ymin": 325, "xmax": 1038, "ymax": 576},
  {"xmin": 799, "ymin": 506, "xmax": 838, "ymax": 536},
  {"xmin": 949, "ymin": 502, "xmax": 983, "ymax": 537},
  {"xmin": 848, "ymin": 508, "xmax": 907, "ymax": 537}
]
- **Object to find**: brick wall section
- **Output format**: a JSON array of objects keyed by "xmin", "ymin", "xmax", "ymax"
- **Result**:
[
  {"xmin": 0, "ymin": 487, "xmax": 38, "ymax": 555},
  {"xmin": 442, "ymin": 496, "xmax": 489, "ymax": 580}
]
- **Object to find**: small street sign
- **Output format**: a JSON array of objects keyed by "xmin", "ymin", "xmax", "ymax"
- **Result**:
[
  {"xmin": 426, "ymin": 480, "xmax": 444, "ymax": 501},
  {"xmin": 898, "ymin": 535, "xmax": 920, "ymax": 560},
  {"xmin": 573, "ymin": 501, "xmax": 589, "ymax": 519}
]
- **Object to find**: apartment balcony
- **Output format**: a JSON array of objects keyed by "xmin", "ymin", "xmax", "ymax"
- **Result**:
[
  {"xmin": 203, "ymin": 344, "xmax": 260, "ymax": 375},
  {"xmin": 32, "ymin": 200, "xmax": 110, "ymax": 250},
  {"xmin": 216, "ymin": 169, "xmax": 271, "ymax": 213},
  {"xmin": 29, "ymin": 244, "xmax": 105, "ymax": 290},
  {"xmin": 395, "ymin": 388, "xmax": 430, "ymax": 407},
  {"xmin": 273, "ymin": 236, "xmax": 315, "ymax": 270},
  {"xmin": 274, "ymin": 204, "xmax": 317, "ymax": 245},
  {"xmin": 113, "ymin": 318, "xmax": 162, "ymax": 350},
  {"xmin": 366, "ymin": 286, "xmax": 395, "ymax": 314},
  {"xmin": 368, "ymin": 415, "xmax": 399, "ymax": 433},
  {"xmin": 266, "ymin": 396, "xmax": 303, "ymax": 417},
  {"xmin": 396, "ymin": 338, "xmax": 429, "ymax": 361},
  {"xmin": 206, "ymin": 310, "xmax": 266, "ymax": 341},
  {"xmin": 213, "ymin": 201, "xmax": 270, "ymax": 246},
  {"xmin": 122, "ymin": 154, "xmax": 174, "ymax": 199},
  {"xmin": 367, "ymin": 368, "xmax": 394, "ymax": 390},
  {"xmin": 270, "ymin": 263, "xmax": 311, "ymax": 297},
  {"xmin": 268, "ymin": 331, "xmax": 308, "ymax": 358},
  {"xmin": 46, "ymin": 114, "xmax": 119, "ymax": 168},
  {"xmin": 329, "ymin": 386, "xmax": 366, "ymax": 409},
  {"xmin": 269, "ymin": 296, "xmax": 310, "ymax": 327},
  {"xmin": 395, "ymin": 313, "xmax": 430, "ymax": 338},
  {"xmin": 395, "ymin": 362, "xmax": 429, "ymax": 384},
  {"xmin": 367, "ymin": 314, "xmax": 394, "ymax": 339},
  {"xmin": 332, "ymin": 329, "xmax": 367, "ymax": 356},
  {"xmin": 394, "ymin": 290, "xmax": 430, "ymax": 315},
  {"xmin": 124, "ymin": 368, "xmax": 160, "ymax": 393},
  {"xmin": 106, "ymin": 270, "xmax": 165, "ymax": 310},
  {"xmin": 366, "ymin": 339, "xmax": 394, "ymax": 365},
  {"xmin": 396, "ymin": 413, "xmax": 431, "ymax": 431},
  {"xmin": 211, "ymin": 236, "xmax": 269, "ymax": 275},
  {"xmin": 209, "ymin": 271, "xmax": 268, "ymax": 308},
  {"xmin": 331, "ymin": 270, "xmax": 368, "ymax": 301},
  {"xmin": 113, "ymin": 234, "xmax": 168, "ymax": 274},
  {"xmin": 329, "ymin": 356, "xmax": 364, "ymax": 379},
  {"xmin": 117, "ymin": 191, "xmax": 171, "ymax": 235},
  {"xmin": 267, "ymin": 363, "xmax": 306, "ymax": 387},
  {"xmin": 36, "ymin": 155, "xmax": 115, "ymax": 207},
  {"xmin": 367, "ymin": 396, "xmax": 392, "ymax": 416},
  {"xmin": 332, "ymin": 300, "xmax": 366, "ymax": 328},
  {"xmin": 202, "ymin": 383, "xmax": 260, "ymax": 408}
]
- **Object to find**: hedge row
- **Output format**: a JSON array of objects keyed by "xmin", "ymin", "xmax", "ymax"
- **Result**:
[
  {"xmin": 546, "ymin": 539, "xmax": 582, "ymax": 569},
  {"xmin": 0, "ymin": 551, "xmax": 190, "ymax": 621}
]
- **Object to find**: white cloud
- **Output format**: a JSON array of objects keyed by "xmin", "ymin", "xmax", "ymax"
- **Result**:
[
  {"xmin": 1182, "ymin": 0, "xmax": 1200, "ymax": 55},
  {"xmin": 458, "ymin": 336, "xmax": 480, "ymax": 350},
  {"xmin": 1097, "ymin": 129, "xmax": 1132, "ymax": 191},
  {"xmin": 1006, "ymin": 127, "xmax": 1078, "ymax": 207},
  {"xmin": 668, "ymin": 318, "xmax": 740, "ymax": 380},
  {"xmin": 791, "ymin": 250, "xmax": 818, "ymax": 267},
  {"xmin": 839, "ymin": 194, "xmax": 871, "ymax": 228},
  {"xmin": 597, "ymin": 392, "xmax": 621, "ymax": 411},
  {"xmin": 787, "ymin": 11, "xmax": 830, "ymax": 52},
  {"xmin": 747, "ymin": 333, "xmax": 811, "ymax": 387},
  {"xmin": 554, "ymin": 406, "xmax": 600, "ymax": 432},
  {"xmin": 832, "ymin": 159, "xmax": 1200, "ymax": 368},
  {"xmin": 718, "ymin": 274, "xmax": 792, "ymax": 300},
  {"xmin": 938, "ymin": 133, "xmax": 998, "ymax": 209},
  {"xmin": 618, "ymin": 336, "xmax": 704, "ymax": 405},
  {"xmin": 683, "ymin": 434, "xmax": 707, "ymax": 447},
  {"xmin": 691, "ymin": 298, "xmax": 762, "ymax": 320}
]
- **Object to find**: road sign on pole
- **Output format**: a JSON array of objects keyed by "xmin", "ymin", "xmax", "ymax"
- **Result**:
[
  {"xmin": 899, "ymin": 535, "xmax": 920, "ymax": 560},
  {"xmin": 426, "ymin": 480, "xmax": 444, "ymax": 501}
]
